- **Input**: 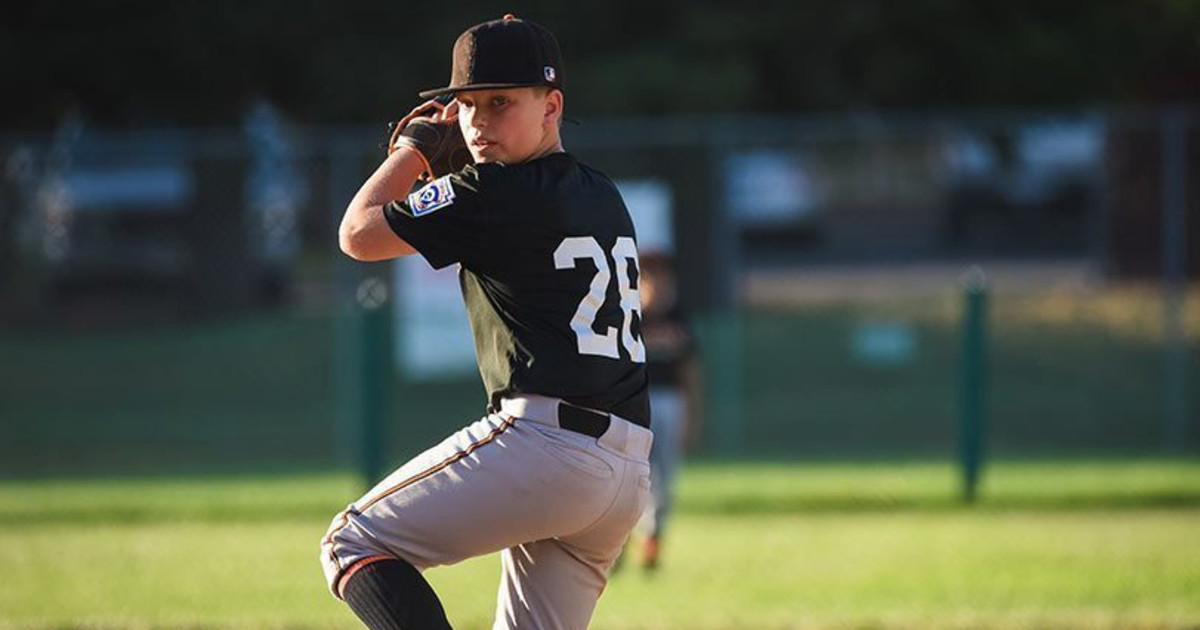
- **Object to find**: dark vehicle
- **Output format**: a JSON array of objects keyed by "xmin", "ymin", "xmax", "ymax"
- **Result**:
[
  {"xmin": 941, "ymin": 119, "xmax": 1102, "ymax": 256},
  {"xmin": 15, "ymin": 111, "xmax": 304, "ymax": 325}
]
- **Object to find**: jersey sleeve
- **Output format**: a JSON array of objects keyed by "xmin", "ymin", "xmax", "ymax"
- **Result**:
[{"xmin": 382, "ymin": 166, "xmax": 493, "ymax": 270}]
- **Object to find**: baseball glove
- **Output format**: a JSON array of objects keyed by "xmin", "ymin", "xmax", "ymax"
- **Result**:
[{"xmin": 387, "ymin": 95, "xmax": 472, "ymax": 180}]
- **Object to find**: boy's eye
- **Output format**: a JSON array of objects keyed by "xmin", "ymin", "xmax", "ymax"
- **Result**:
[{"xmin": 492, "ymin": 97, "xmax": 508, "ymax": 107}]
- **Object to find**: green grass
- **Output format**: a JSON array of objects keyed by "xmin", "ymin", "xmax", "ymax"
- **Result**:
[{"xmin": 2, "ymin": 459, "xmax": 1199, "ymax": 630}]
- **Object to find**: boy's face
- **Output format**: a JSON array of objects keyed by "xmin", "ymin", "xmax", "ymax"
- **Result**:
[{"xmin": 454, "ymin": 87, "xmax": 560, "ymax": 164}]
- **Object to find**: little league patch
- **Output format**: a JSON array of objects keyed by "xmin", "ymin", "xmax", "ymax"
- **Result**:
[{"xmin": 407, "ymin": 176, "xmax": 456, "ymax": 216}]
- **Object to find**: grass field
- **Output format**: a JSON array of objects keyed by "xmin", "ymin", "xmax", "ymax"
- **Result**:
[{"xmin": 2, "ymin": 459, "xmax": 1199, "ymax": 630}]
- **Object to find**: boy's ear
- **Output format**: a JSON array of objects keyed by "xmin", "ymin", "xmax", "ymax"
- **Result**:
[{"xmin": 544, "ymin": 89, "xmax": 563, "ymax": 122}]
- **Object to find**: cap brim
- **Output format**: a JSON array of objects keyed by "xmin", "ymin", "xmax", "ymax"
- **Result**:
[{"xmin": 418, "ymin": 82, "xmax": 554, "ymax": 99}]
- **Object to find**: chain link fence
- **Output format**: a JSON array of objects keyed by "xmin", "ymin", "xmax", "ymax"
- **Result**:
[{"xmin": 1, "ymin": 107, "xmax": 1196, "ymax": 477}]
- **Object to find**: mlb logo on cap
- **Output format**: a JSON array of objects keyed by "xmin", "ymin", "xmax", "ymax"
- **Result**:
[{"xmin": 544, "ymin": 66, "xmax": 556, "ymax": 82}]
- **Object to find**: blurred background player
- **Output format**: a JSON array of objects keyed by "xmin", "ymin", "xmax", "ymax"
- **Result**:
[{"xmin": 631, "ymin": 252, "xmax": 701, "ymax": 571}]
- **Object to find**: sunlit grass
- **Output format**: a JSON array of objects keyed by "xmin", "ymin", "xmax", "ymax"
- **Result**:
[{"xmin": 1, "ymin": 459, "xmax": 1198, "ymax": 630}]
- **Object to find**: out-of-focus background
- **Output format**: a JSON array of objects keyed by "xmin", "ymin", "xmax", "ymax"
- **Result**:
[{"xmin": 2, "ymin": 2, "xmax": 1199, "ymax": 629}]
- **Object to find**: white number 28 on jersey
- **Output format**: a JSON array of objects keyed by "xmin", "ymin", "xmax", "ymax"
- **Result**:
[{"xmin": 553, "ymin": 236, "xmax": 646, "ymax": 362}]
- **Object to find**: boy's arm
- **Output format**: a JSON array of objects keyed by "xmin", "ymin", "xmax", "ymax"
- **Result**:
[{"xmin": 338, "ymin": 146, "xmax": 425, "ymax": 262}]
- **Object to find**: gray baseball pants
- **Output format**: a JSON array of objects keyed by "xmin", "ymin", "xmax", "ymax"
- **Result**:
[{"xmin": 321, "ymin": 394, "xmax": 653, "ymax": 630}]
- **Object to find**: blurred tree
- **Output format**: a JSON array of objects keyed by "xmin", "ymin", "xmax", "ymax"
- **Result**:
[{"xmin": 1, "ymin": 0, "xmax": 1198, "ymax": 129}]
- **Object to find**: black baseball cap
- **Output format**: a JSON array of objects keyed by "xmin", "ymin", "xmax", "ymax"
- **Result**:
[{"xmin": 418, "ymin": 14, "xmax": 565, "ymax": 99}]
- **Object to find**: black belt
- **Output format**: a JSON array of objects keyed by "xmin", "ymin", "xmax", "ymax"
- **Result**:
[{"xmin": 557, "ymin": 402, "xmax": 611, "ymax": 438}]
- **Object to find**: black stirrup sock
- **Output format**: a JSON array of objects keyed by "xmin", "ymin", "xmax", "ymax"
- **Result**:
[{"xmin": 341, "ymin": 558, "xmax": 453, "ymax": 630}]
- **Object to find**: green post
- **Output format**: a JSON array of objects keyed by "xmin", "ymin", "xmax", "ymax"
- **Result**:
[
  {"xmin": 959, "ymin": 267, "xmax": 988, "ymax": 503},
  {"xmin": 355, "ymin": 276, "xmax": 392, "ymax": 489},
  {"xmin": 1161, "ymin": 109, "xmax": 1189, "ymax": 451}
]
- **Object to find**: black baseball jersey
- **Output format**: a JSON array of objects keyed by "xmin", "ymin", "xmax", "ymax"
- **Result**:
[{"xmin": 383, "ymin": 152, "xmax": 650, "ymax": 427}]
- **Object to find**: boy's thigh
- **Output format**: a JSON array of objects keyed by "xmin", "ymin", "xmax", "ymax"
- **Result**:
[
  {"xmin": 495, "ymin": 456, "xmax": 650, "ymax": 630},
  {"xmin": 323, "ymin": 414, "xmax": 629, "ymax": 583}
]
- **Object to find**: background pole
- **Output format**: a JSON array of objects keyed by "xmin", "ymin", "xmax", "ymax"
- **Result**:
[{"xmin": 960, "ymin": 266, "xmax": 989, "ymax": 503}]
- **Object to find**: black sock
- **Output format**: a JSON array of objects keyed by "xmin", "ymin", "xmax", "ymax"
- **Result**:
[{"xmin": 341, "ymin": 559, "xmax": 453, "ymax": 630}]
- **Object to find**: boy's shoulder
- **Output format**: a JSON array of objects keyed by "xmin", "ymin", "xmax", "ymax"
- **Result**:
[
  {"xmin": 451, "ymin": 153, "xmax": 625, "ymax": 217},
  {"xmin": 461, "ymin": 152, "xmax": 601, "ymax": 193}
]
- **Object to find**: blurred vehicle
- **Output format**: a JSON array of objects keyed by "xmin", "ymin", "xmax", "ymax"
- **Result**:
[
  {"xmin": 724, "ymin": 150, "xmax": 825, "ymax": 255},
  {"xmin": 941, "ymin": 118, "xmax": 1103, "ymax": 255},
  {"xmin": 34, "ymin": 142, "xmax": 194, "ymax": 294},
  {"xmin": 16, "ymin": 106, "xmax": 305, "ymax": 321}
]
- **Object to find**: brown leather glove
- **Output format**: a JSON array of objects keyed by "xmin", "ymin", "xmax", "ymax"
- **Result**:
[{"xmin": 387, "ymin": 95, "xmax": 472, "ymax": 180}]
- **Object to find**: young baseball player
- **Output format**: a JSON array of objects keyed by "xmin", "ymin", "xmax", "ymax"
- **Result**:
[
  {"xmin": 321, "ymin": 15, "xmax": 652, "ymax": 630},
  {"xmin": 631, "ymin": 253, "xmax": 698, "ymax": 571}
]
